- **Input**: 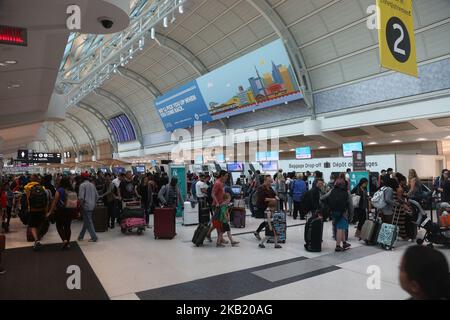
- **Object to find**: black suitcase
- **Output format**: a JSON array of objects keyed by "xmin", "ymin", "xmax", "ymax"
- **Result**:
[
  {"xmin": 198, "ymin": 199, "xmax": 210, "ymax": 225},
  {"xmin": 93, "ymin": 205, "xmax": 108, "ymax": 232},
  {"xmin": 192, "ymin": 223, "xmax": 210, "ymax": 247},
  {"xmin": 304, "ymin": 215, "xmax": 323, "ymax": 252}
]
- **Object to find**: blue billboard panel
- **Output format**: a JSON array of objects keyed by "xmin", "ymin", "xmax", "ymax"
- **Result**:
[
  {"xmin": 154, "ymin": 39, "xmax": 303, "ymax": 131},
  {"xmin": 155, "ymin": 80, "xmax": 212, "ymax": 131}
]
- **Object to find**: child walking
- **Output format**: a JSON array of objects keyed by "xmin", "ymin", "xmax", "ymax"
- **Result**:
[
  {"xmin": 219, "ymin": 193, "xmax": 239, "ymax": 247},
  {"xmin": 258, "ymin": 200, "xmax": 282, "ymax": 249}
]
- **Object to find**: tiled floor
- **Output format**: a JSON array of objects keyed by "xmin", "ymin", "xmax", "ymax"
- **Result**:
[{"xmin": 2, "ymin": 212, "xmax": 449, "ymax": 300}]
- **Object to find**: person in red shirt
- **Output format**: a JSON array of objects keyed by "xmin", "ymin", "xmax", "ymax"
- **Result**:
[{"xmin": 207, "ymin": 170, "xmax": 229, "ymax": 242}]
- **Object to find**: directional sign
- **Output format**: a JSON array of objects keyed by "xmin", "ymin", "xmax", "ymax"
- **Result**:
[
  {"xmin": 31, "ymin": 152, "xmax": 62, "ymax": 164},
  {"xmin": 17, "ymin": 149, "xmax": 29, "ymax": 160},
  {"xmin": 377, "ymin": 0, "xmax": 418, "ymax": 77}
]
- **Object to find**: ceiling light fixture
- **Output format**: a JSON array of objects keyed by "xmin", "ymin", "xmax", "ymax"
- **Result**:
[
  {"xmin": 319, "ymin": 146, "xmax": 327, "ymax": 149},
  {"xmin": 163, "ymin": 16, "xmax": 168, "ymax": 28},
  {"xmin": 368, "ymin": 142, "xmax": 378, "ymax": 145},
  {"xmin": 179, "ymin": 4, "xmax": 184, "ymax": 14},
  {"xmin": 416, "ymin": 138, "xmax": 427, "ymax": 141},
  {"xmin": 150, "ymin": 27, "xmax": 155, "ymax": 39},
  {"xmin": 391, "ymin": 140, "xmax": 402, "ymax": 144},
  {"xmin": 5, "ymin": 60, "xmax": 17, "ymax": 64},
  {"xmin": 0, "ymin": 63, "xmax": 6, "ymax": 67}
]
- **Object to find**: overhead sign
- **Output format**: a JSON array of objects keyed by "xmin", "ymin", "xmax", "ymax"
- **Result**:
[
  {"xmin": 296, "ymin": 147, "xmax": 312, "ymax": 160},
  {"xmin": 377, "ymin": 0, "xmax": 417, "ymax": 77},
  {"xmin": 31, "ymin": 152, "xmax": 62, "ymax": 164},
  {"xmin": 279, "ymin": 155, "xmax": 396, "ymax": 183},
  {"xmin": 17, "ymin": 149, "xmax": 29, "ymax": 160},
  {"xmin": 352, "ymin": 151, "xmax": 367, "ymax": 172},
  {"xmin": 155, "ymin": 39, "xmax": 303, "ymax": 131}
]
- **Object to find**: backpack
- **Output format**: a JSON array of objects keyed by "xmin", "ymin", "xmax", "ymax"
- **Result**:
[
  {"xmin": 278, "ymin": 180, "xmax": 286, "ymax": 193},
  {"xmin": 327, "ymin": 188, "xmax": 348, "ymax": 212},
  {"xmin": 301, "ymin": 189, "xmax": 314, "ymax": 212},
  {"xmin": 65, "ymin": 190, "xmax": 79, "ymax": 209},
  {"xmin": 191, "ymin": 180, "xmax": 198, "ymax": 199},
  {"xmin": 372, "ymin": 187, "xmax": 388, "ymax": 209},
  {"xmin": 28, "ymin": 185, "xmax": 47, "ymax": 212}
]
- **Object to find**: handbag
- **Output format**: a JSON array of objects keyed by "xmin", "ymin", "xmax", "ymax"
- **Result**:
[{"xmin": 351, "ymin": 194, "xmax": 361, "ymax": 208}]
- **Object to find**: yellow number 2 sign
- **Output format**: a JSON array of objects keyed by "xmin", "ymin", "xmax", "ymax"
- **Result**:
[{"xmin": 377, "ymin": 0, "xmax": 418, "ymax": 77}]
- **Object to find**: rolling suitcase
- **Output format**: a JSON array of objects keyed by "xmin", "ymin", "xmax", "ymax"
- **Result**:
[
  {"xmin": 377, "ymin": 211, "xmax": 400, "ymax": 250},
  {"xmin": 267, "ymin": 211, "xmax": 286, "ymax": 244},
  {"xmin": 198, "ymin": 198, "xmax": 210, "ymax": 225},
  {"xmin": 192, "ymin": 223, "xmax": 210, "ymax": 247},
  {"xmin": 360, "ymin": 212, "xmax": 381, "ymax": 245},
  {"xmin": 154, "ymin": 207, "xmax": 176, "ymax": 239},
  {"xmin": 304, "ymin": 215, "xmax": 323, "ymax": 252},
  {"xmin": 232, "ymin": 207, "xmax": 246, "ymax": 228},
  {"xmin": 183, "ymin": 201, "xmax": 198, "ymax": 226},
  {"xmin": 93, "ymin": 204, "xmax": 108, "ymax": 232}
]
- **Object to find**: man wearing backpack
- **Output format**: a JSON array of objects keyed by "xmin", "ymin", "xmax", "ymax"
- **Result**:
[
  {"xmin": 291, "ymin": 173, "xmax": 308, "ymax": 220},
  {"xmin": 322, "ymin": 179, "xmax": 352, "ymax": 252},
  {"xmin": 24, "ymin": 175, "xmax": 49, "ymax": 251}
]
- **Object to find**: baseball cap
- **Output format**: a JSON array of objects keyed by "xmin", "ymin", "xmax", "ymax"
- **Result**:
[{"xmin": 81, "ymin": 172, "xmax": 90, "ymax": 178}]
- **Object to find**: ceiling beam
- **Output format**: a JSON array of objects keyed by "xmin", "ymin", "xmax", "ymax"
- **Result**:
[
  {"xmin": 66, "ymin": 113, "xmax": 98, "ymax": 157},
  {"xmin": 156, "ymin": 32, "xmax": 209, "ymax": 76},
  {"xmin": 117, "ymin": 67, "xmax": 162, "ymax": 98},
  {"xmin": 246, "ymin": 0, "xmax": 315, "ymax": 115},
  {"xmin": 47, "ymin": 129, "xmax": 64, "ymax": 153},
  {"xmin": 76, "ymin": 102, "xmax": 118, "ymax": 153},
  {"xmin": 55, "ymin": 123, "xmax": 79, "ymax": 154},
  {"xmin": 94, "ymin": 88, "xmax": 144, "ymax": 146}
]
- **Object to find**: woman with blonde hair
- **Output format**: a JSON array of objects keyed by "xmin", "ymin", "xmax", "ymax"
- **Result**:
[{"xmin": 407, "ymin": 169, "xmax": 425, "ymax": 201}]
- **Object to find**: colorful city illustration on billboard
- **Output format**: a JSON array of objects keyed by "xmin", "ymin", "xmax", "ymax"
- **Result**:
[
  {"xmin": 196, "ymin": 39, "xmax": 303, "ymax": 120},
  {"xmin": 155, "ymin": 39, "xmax": 303, "ymax": 130}
]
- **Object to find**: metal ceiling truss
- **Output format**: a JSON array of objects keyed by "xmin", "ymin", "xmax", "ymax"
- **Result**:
[
  {"xmin": 66, "ymin": 113, "xmax": 98, "ymax": 157},
  {"xmin": 247, "ymin": 0, "xmax": 315, "ymax": 116},
  {"xmin": 94, "ymin": 88, "xmax": 144, "ymax": 145},
  {"xmin": 55, "ymin": 123, "xmax": 80, "ymax": 154},
  {"xmin": 156, "ymin": 32, "xmax": 209, "ymax": 76},
  {"xmin": 117, "ymin": 67, "xmax": 161, "ymax": 97},
  {"xmin": 59, "ymin": 0, "xmax": 186, "ymax": 107},
  {"xmin": 47, "ymin": 129, "xmax": 64, "ymax": 153},
  {"xmin": 76, "ymin": 102, "xmax": 118, "ymax": 153}
]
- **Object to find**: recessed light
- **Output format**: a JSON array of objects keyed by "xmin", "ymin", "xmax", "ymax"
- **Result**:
[
  {"xmin": 319, "ymin": 146, "xmax": 327, "ymax": 149},
  {"xmin": 416, "ymin": 138, "xmax": 427, "ymax": 141},
  {"xmin": 391, "ymin": 140, "xmax": 402, "ymax": 143},
  {"xmin": 279, "ymin": 150, "xmax": 285, "ymax": 153},
  {"xmin": 0, "ymin": 63, "xmax": 6, "ymax": 67},
  {"xmin": 289, "ymin": 149, "xmax": 295, "ymax": 152},
  {"xmin": 5, "ymin": 60, "xmax": 17, "ymax": 64},
  {"xmin": 368, "ymin": 142, "xmax": 378, "ymax": 145}
]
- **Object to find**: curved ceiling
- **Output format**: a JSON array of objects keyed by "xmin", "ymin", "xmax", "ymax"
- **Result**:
[{"xmin": 33, "ymin": 0, "xmax": 450, "ymax": 153}]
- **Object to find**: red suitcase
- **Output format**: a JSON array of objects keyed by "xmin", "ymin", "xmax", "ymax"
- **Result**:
[{"xmin": 154, "ymin": 207, "xmax": 176, "ymax": 239}]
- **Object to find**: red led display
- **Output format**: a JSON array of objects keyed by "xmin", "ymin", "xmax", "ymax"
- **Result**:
[{"xmin": 0, "ymin": 25, "xmax": 27, "ymax": 46}]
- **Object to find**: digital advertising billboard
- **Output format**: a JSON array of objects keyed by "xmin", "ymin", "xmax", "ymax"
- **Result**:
[{"xmin": 155, "ymin": 39, "xmax": 303, "ymax": 131}]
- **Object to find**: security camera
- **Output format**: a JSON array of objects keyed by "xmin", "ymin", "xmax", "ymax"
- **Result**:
[{"xmin": 98, "ymin": 17, "xmax": 114, "ymax": 29}]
